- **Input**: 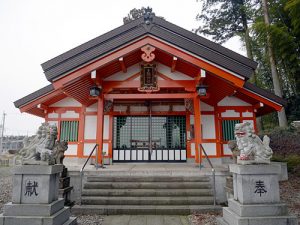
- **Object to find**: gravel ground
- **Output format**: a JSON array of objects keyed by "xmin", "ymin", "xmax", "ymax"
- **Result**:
[
  {"xmin": 0, "ymin": 166, "xmax": 299, "ymax": 225},
  {"xmin": 0, "ymin": 167, "xmax": 12, "ymax": 213}
]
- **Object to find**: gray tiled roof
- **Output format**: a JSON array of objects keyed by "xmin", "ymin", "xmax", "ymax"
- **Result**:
[
  {"xmin": 41, "ymin": 16, "xmax": 257, "ymax": 82},
  {"xmin": 14, "ymin": 84, "xmax": 54, "ymax": 108}
]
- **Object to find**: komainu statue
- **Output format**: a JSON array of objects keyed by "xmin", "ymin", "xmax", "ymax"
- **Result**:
[
  {"xmin": 14, "ymin": 123, "xmax": 68, "ymax": 165},
  {"xmin": 234, "ymin": 122, "xmax": 273, "ymax": 164}
]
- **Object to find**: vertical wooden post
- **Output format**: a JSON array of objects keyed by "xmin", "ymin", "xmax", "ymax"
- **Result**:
[
  {"xmin": 96, "ymin": 96, "xmax": 104, "ymax": 165},
  {"xmin": 77, "ymin": 106, "xmax": 86, "ymax": 158},
  {"xmin": 193, "ymin": 95, "xmax": 202, "ymax": 163}
]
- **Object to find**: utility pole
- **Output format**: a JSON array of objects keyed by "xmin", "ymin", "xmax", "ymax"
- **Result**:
[{"xmin": 0, "ymin": 112, "xmax": 6, "ymax": 153}]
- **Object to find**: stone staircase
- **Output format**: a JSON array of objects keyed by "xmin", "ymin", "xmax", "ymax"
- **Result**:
[{"xmin": 72, "ymin": 175, "xmax": 221, "ymax": 215}]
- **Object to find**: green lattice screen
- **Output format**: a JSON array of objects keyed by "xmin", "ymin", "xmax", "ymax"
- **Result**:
[
  {"xmin": 222, "ymin": 120, "xmax": 240, "ymax": 141},
  {"xmin": 60, "ymin": 121, "xmax": 79, "ymax": 142}
]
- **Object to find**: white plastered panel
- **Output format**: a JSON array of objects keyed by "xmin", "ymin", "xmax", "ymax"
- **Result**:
[
  {"xmin": 103, "ymin": 115, "xmax": 110, "ymax": 140},
  {"xmin": 200, "ymin": 101, "xmax": 214, "ymax": 111},
  {"xmin": 221, "ymin": 110, "xmax": 240, "ymax": 117},
  {"xmin": 61, "ymin": 111, "xmax": 79, "ymax": 118},
  {"xmin": 48, "ymin": 113, "xmax": 59, "ymax": 118},
  {"xmin": 113, "ymin": 105, "xmax": 127, "ymax": 112},
  {"xmin": 201, "ymin": 143, "xmax": 216, "ymax": 156},
  {"xmin": 86, "ymin": 103, "xmax": 98, "ymax": 112},
  {"xmin": 130, "ymin": 106, "xmax": 148, "ymax": 112},
  {"xmin": 84, "ymin": 116, "xmax": 97, "ymax": 139},
  {"xmin": 102, "ymin": 143, "xmax": 109, "ymax": 156},
  {"xmin": 84, "ymin": 143, "xmax": 97, "ymax": 156},
  {"xmin": 104, "ymin": 64, "xmax": 139, "ymax": 81},
  {"xmin": 65, "ymin": 144, "xmax": 77, "ymax": 155},
  {"xmin": 48, "ymin": 121, "xmax": 58, "ymax": 127},
  {"xmin": 191, "ymin": 143, "xmax": 195, "ymax": 156},
  {"xmin": 152, "ymin": 105, "xmax": 170, "ymax": 111},
  {"xmin": 173, "ymin": 105, "xmax": 185, "ymax": 111},
  {"xmin": 242, "ymin": 111, "xmax": 253, "ymax": 117},
  {"xmin": 218, "ymin": 96, "xmax": 251, "ymax": 106},
  {"xmin": 201, "ymin": 115, "xmax": 216, "ymax": 139},
  {"xmin": 158, "ymin": 63, "xmax": 193, "ymax": 80},
  {"xmin": 223, "ymin": 144, "xmax": 232, "ymax": 155},
  {"xmin": 50, "ymin": 97, "xmax": 81, "ymax": 107}
]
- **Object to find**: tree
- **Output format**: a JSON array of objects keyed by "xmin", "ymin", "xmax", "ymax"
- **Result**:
[
  {"xmin": 261, "ymin": 0, "xmax": 288, "ymax": 127},
  {"xmin": 195, "ymin": 0, "xmax": 257, "ymax": 61}
]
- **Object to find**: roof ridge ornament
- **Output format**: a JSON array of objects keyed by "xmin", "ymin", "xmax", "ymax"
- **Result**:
[{"xmin": 143, "ymin": 7, "xmax": 154, "ymax": 25}]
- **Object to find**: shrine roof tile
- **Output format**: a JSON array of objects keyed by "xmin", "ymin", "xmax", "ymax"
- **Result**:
[{"xmin": 41, "ymin": 16, "xmax": 257, "ymax": 82}]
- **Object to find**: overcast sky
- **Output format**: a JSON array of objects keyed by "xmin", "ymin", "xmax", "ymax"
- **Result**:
[{"xmin": 0, "ymin": 0, "xmax": 245, "ymax": 136}]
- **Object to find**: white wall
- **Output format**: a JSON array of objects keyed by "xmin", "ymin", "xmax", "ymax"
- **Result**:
[
  {"xmin": 61, "ymin": 111, "xmax": 79, "ymax": 118},
  {"xmin": 65, "ymin": 144, "xmax": 77, "ymax": 155},
  {"xmin": 84, "ymin": 115, "xmax": 97, "ymax": 139},
  {"xmin": 103, "ymin": 115, "xmax": 110, "ymax": 140},
  {"xmin": 223, "ymin": 144, "xmax": 232, "ymax": 155},
  {"xmin": 48, "ymin": 113, "xmax": 59, "ymax": 118},
  {"xmin": 201, "ymin": 115, "xmax": 216, "ymax": 139},
  {"xmin": 152, "ymin": 105, "xmax": 169, "ymax": 111},
  {"xmin": 86, "ymin": 103, "xmax": 98, "ymax": 112},
  {"xmin": 173, "ymin": 105, "xmax": 185, "ymax": 111},
  {"xmin": 242, "ymin": 111, "xmax": 253, "ymax": 117},
  {"xmin": 201, "ymin": 143, "xmax": 217, "ymax": 156},
  {"xmin": 50, "ymin": 97, "xmax": 81, "ymax": 107},
  {"xmin": 200, "ymin": 101, "xmax": 214, "ymax": 111},
  {"xmin": 218, "ymin": 96, "xmax": 251, "ymax": 106},
  {"xmin": 84, "ymin": 143, "xmax": 97, "ymax": 156},
  {"xmin": 221, "ymin": 110, "xmax": 240, "ymax": 117}
]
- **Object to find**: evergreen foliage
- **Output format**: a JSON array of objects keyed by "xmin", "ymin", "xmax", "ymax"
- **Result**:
[{"xmin": 195, "ymin": 0, "xmax": 300, "ymax": 127}]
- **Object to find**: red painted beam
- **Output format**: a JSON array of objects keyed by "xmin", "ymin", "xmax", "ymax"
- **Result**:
[{"xmin": 104, "ymin": 93, "xmax": 195, "ymax": 100}]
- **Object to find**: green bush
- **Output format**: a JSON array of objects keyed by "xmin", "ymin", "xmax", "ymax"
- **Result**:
[{"xmin": 271, "ymin": 154, "xmax": 300, "ymax": 174}]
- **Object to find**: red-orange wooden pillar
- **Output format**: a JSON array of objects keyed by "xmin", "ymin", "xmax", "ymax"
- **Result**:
[
  {"xmin": 193, "ymin": 95, "xmax": 202, "ymax": 163},
  {"xmin": 96, "ymin": 95, "xmax": 104, "ymax": 165},
  {"xmin": 77, "ymin": 106, "xmax": 86, "ymax": 158}
]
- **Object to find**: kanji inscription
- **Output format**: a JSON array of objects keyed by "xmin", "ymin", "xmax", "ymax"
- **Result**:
[
  {"xmin": 254, "ymin": 180, "xmax": 267, "ymax": 197},
  {"xmin": 24, "ymin": 180, "xmax": 39, "ymax": 197}
]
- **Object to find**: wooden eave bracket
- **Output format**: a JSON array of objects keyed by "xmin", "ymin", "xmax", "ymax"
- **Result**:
[
  {"xmin": 171, "ymin": 56, "xmax": 177, "ymax": 72},
  {"xmin": 195, "ymin": 69, "xmax": 206, "ymax": 82},
  {"xmin": 119, "ymin": 57, "xmax": 127, "ymax": 73}
]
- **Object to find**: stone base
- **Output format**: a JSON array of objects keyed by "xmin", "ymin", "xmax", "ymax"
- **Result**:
[
  {"xmin": 217, "ymin": 164, "xmax": 298, "ymax": 225},
  {"xmin": 3, "ymin": 199, "xmax": 64, "ymax": 216},
  {"xmin": 228, "ymin": 199, "xmax": 288, "ymax": 217},
  {"xmin": 0, "ymin": 165, "xmax": 77, "ymax": 225},
  {"xmin": 217, "ymin": 207, "xmax": 298, "ymax": 225},
  {"xmin": 0, "ymin": 207, "xmax": 76, "ymax": 225}
]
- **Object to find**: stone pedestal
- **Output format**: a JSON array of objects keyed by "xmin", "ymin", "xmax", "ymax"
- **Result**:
[
  {"xmin": 59, "ymin": 166, "xmax": 74, "ymax": 207},
  {"xmin": 0, "ymin": 165, "xmax": 77, "ymax": 225},
  {"xmin": 217, "ymin": 164, "xmax": 298, "ymax": 225}
]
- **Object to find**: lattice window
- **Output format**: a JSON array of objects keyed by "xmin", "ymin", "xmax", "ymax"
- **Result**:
[
  {"xmin": 222, "ymin": 120, "xmax": 240, "ymax": 141},
  {"xmin": 60, "ymin": 121, "xmax": 79, "ymax": 142}
]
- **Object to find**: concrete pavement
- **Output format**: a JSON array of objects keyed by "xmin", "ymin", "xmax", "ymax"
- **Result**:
[{"xmin": 102, "ymin": 215, "xmax": 190, "ymax": 225}]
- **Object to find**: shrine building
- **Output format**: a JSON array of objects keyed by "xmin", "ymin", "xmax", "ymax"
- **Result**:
[{"xmin": 14, "ymin": 13, "xmax": 286, "ymax": 165}]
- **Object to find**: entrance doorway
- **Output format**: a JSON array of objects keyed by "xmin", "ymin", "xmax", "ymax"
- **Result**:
[{"xmin": 112, "ymin": 116, "xmax": 187, "ymax": 162}]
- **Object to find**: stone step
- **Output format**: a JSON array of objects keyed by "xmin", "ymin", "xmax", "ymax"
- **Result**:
[
  {"xmin": 87, "ymin": 176, "xmax": 210, "ymax": 182},
  {"xmin": 62, "ymin": 217, "xmax": 77, "ymax": 225},
  {"xmin": 84, "ymin": 181, "xmax": 211, "ymax": 189},
  {"xmin": 72, "ymin": 204, "xmax": 222, "ymax": 215},
  {"xmin": 82, "ymin": 188, "xmax": 213, "ymax": 197},
  {"xmin": 81, "ymin": 196, "xmax": 214, "ymax": 205}
]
